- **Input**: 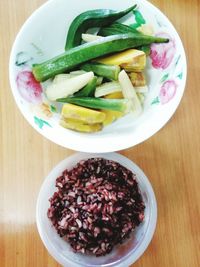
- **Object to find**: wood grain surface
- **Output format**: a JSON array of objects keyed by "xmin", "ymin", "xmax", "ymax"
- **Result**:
[{"xmin": 0, "ymin": 0, "xmax": 199, "ymax": 266}]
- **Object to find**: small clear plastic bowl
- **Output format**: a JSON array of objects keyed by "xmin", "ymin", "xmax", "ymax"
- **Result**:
[{"xmin": 36, "ymin": 153, "xmax": 157, "ymax": 267}]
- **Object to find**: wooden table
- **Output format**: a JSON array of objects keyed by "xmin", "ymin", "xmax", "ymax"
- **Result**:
[{"xmin": 0, "ymin": 0, "xmax": 199, "ymax": 266}]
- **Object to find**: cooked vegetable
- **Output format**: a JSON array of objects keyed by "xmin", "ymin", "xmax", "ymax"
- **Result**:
[
  {"xmin": 60, "ymin": 118, "xmax": 103, "ymax": 133},
  {"xmin": 95, "ymin": 81, "xmax": 121, "ymax": 97},
  {"xmin": 96, "ymin": 49, "xmax": 146, "ymax": 72},
  {"xmin": 69, "ymin": 70, "xmax": 86, "ymax": 76},
  {"xmin": 118, "ymin": 70, "xmax": 142, "ymax": 116},
  {"xmin": 46, "ymin": 71, "xmax": 94, "ymax": 101},
  {"xmin": 102, "ymin": 109, "xmax": 123, "ymax": 126},
  {"xmin": 70, "ymin": 70, "xmax": 103, "ymax": 85},
  {"xmin": 53, "ymin": 72, "xmax": 101, "ymax": 97},
  {"xmin": 137, "ymin": 93, "xmax": 146, "ymax": 104},
  {"xmin": 101, "ymin": 110, "xmax": 116, "ymax": 126},
  {"xmin": 57, "ymin": 97, "xmax": 130, "ymax": 113},
  {"xmin": 65, "ymin": 5, "xmax": 137, "ymax": 50},
  {"xmin": 105, "ymin": 91, "xmax": 123, "ymax": 99},
  {"xmin": 98, "ymin": 22, "xmax": 141, "ymax": 36},
  {"xmin": 98, "ymin": 22, "xmax": 151, "ymax": 55},
  {"xmin": 135, "ymin": 86, "xmax": 148, "ymax": 93},
  {"xmin": 129, "ymin": 72, "xmax": 146, "ymax": 87},
  {"xmin": 75, "ymin": 76, "xmax": 97, "ymax": 97},
  {"xmin": 81, "ymin": 62, "xmax": 120, "ymax": 81},
  {"xmin": 53, "ymin": 74, "xmax": 71, "ymax": 83},
  {"xmin": 32, "ymin": 33, "xmax": 168, "ymax": 82},
  {"xmin": 82, "ymin": 33, "xmax": 103, "ymax": 42},
  {"xmin": 31, "ymin": 5, "xmax": 169, "ymax": 133},
  {"xmin": 61, "ymin": 103, "xmax": 105, "ymax": 124},
  {"xmin": 96, "ymin": 76, "xmax": 103, "ymax": 86},
  {"xmin": 121, "ymin": 53, "xmax": 146, "ymax": 72}
]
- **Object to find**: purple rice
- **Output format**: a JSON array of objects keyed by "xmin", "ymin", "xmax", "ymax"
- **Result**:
[{"xmin": 47, "ymin": 158, "xmax": 145, "ymax": 256}]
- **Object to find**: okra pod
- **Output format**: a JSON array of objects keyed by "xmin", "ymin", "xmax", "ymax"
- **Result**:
[
  {"xmin": 57, "ymin": 97, "xmax": 130, "ymax": 113},
  {"xmin": 65, "ymin": 5, "xmax": 137, "ymax": 49},
  {"xmin": 99, "ymin": 22, "xmax": 151, "ymax": 55},
  {"xmin": 98, "ymin": 22, "xmax": 141, "ymax": 36},
  {"xmin": 33, "ymin": 33, "xmax": 168, "ymax": 82},
  {"xmin": 81, "ymin": 62, "xmax": 120, "ymax": 81},
  {"xmin": 74, "ymin": 76, "xmax": 97, "ymax": 97}
]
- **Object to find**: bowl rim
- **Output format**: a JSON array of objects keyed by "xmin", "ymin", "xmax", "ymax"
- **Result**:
[
  {"xmin": 36, "ymin": 152, "xmax": 157, "ymax": 267},
  {"xmin": 9, "ymin": 0, "xmax": 187, "ymax": 153}
]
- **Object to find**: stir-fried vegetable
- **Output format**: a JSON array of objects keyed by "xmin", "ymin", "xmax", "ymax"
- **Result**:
[
  {"xmin": 95, "ymin": 82, "xmax": 121, "ymax": 97},
  {"xmin": 102, "ymin": 109, "xmax": 123, "ymax": 126},
  {"xmin": 31, "ymin": 5, "xmax": 169, "ymax": 133},
  {"xmin": 98, "ymin": 22, "xmax": 141, "ymax": 36},
  {"xmin": 118, "ymin": 70, "xmax": 142, "ymax": 117},
  {"xmin": 45, "ymin": 72, "xmax": 94, "ymax": 101},
  {"xmin": 81, "ymin": 62, "xmax": 120, "ymax": 81},
  {"xmin": 33, "ymin": 33, "xmax": 168, "ymax": 82},
  {"xmin": 129, "ymin": 72, "xmax": 147, "ymax": 87},
  {"xmin": 98, "ymin": 22, "xmax": 151, "ymax": 55},
  {"xmin": 95, "ymin": 49, "xmax": 146, "ymax": 72},
  {"xmin": 62, "ymin": 103, "xmax": 105, "ymax": 123},
  {"xmin": 65, "ymin": 5, "xmax": 137, "ymax": 49},
  {"xmin": 135, "ymin": 86, "xmax": 148, "ymax": 93},
  {"xmin": 82, "ymin": 33, "xmax": 151, "ymax": 55},
  {"xmin": 53, "ymin": 74, "xmax": 71, "ymax": 83},
  {"xmin": 57, "ymin": 97, "xmax": 130, "ymax": 113},
  {"xmin": 60, "ymin": 118, "xmax": 103, "ymax": 133},
  {"xmin": 82, "ymin": 33, "xmax": 103, "ymax": 43},
  {"xmin": 105, "ymin": 91, "xmax": 124, "ymax": 99},
  {"xmin": 74, "ymin": 76, "xmax": 97, "ymax": 97}
]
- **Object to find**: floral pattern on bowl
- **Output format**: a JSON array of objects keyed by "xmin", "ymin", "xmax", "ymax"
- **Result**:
[
  {"xmin": 16, "ymin": 70, "xmax": 43, "ymax": 104},
  {"xmin": 150, "ymin": 33, "xmax": 176, "ymax": 70},
  {"xmin": 9, "ymin": 0, "xmax": 187, "ymax": 152},
  {"xmin": 14, "ymin": 50, "xmax": 57, "ymax": 128}
]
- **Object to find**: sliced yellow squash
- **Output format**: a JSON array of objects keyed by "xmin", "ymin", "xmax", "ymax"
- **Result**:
[
  {"xmin": 60, "ymin": 118, "xmax": 102, "ymax": 133},
  {"xmin": 61, "ymin": 103, "xmax": 105, "ymax": 124},
  {"xmin": 96, "ymin": 49, "xmax": 146, "ymax": 72}
]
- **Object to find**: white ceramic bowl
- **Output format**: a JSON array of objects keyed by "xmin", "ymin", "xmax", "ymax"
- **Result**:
[
  {"xmin": 36, "ymin": 152, "xmax": 157, "ymax": 267},
  {"xmin": 9, "ymin": 0, "xmax": 187, "ymax": 152}
]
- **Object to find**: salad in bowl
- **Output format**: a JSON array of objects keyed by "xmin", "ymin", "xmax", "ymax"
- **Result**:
[{"xmin": 9, "ymin": 0, "xmax": 187, "ymax": 152}]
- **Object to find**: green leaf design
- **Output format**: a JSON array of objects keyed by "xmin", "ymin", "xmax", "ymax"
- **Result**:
[
  {"xmin": 34, "ymin": 116, "xmax": 52, "ymax": 129},
  {"xmin": 177, "ymin": 72, "xmax": 183, "ymax": 79},
  {"xmin": 155, "ymin": 17, "xmax": 166, "ymax": 28},
  {"xmin": 15, "ymin": 52, "xmax": 33, "ymax": 66},
  {"xmin": 156, "ymin": 19, "xmax": 162, "ymax": 27},
  {"xmin": 160, "ymin": 73, "xmax": 169, "ymax": 83},
  {"xmin": 133, "ymin": 10, "xmax": 146, "ymax": 26},
  {"xmin": 151, "ymin": 96, "xmax": 160, "ymax": 105},
  {"xmin": 175, "ymin": 55, "xmax": 181, "ymax": 66},
  {"xmin": 31, "ymin": 43, "xmax": 44, "ymax": 56},
  {"xmin": 50, "ymin": 105, "xmax": 57, "ymax": 113}
]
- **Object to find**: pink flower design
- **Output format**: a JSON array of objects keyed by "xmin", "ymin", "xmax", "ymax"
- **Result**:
[
  {"xmin": 150, "ymin": 33, "xmax": 176, "ymax": 69},
  {"xmin": 16, "ymin": 70, "xmax": 42, "ymax": 104},
  {"xmin": 159, "ymin": 80, "xmax": 177, "ymax": 104}
]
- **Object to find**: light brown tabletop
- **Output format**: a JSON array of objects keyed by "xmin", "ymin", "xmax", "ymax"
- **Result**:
[{"xmin": 0, "ymin": 0, "xmax": 199, "ymax": 266}]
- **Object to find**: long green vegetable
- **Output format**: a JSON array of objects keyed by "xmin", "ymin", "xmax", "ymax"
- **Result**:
[
  {"xmin": 99, "ymin": 22, "xmax": 150, "ymax": 55},
  {"xmin": 32, "ymin": 33, "xmax": 168, "ymax": 82},
  {"xmin": 98, "ymin": 22, "xmax": 141, "ymax": 36},
  {"xmin": 74, "ymin": 76, "xmax": 97, "ymax": 97},
  {"xmin": 65, "ymin": 5, "xmax": 137, "ymax": 50},
  {"xmin": 81, "ymin": 62, "xmax": 120, "ymax": 81},
  {"xmin": 56, "ymin": 97, "xmax": 129, "ymax": 113}
]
